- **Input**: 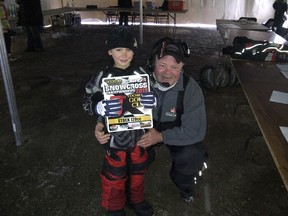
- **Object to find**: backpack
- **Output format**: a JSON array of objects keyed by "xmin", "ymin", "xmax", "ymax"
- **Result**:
[{"xmin": 199, "ymin": 61, "xmax": 238, "ymax": 90}]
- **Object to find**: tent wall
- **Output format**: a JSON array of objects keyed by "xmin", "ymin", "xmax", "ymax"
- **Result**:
[{"xmin": 5, "ymin": 0, "xmax": 276, "ymax": 25}]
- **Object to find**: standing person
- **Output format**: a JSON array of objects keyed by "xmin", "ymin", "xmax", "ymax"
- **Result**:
[
  {"xmin": 273, "ymin": 0, "xmax": 288, "ymax": 36},
  {"xmin": 118, "ymin": 0, "xmax": 132, "ymax": 26},
  {"xmin": 96, "ymin": 37, "xmax": 208, "ymax": 204},
  {"xmin": 0, "ymin": 0, "xmax": 16, "ymax": 61},
  {"xmin": 82, "ymin": 26, "xmax": 155, "ymax": 216},
  {"xmin": 16, "ymin": 0, "xmax": 44, "ymax": 52},
  {"xmin": 159, "ymin": 0, "xmax": 169, "ymax": 10}
]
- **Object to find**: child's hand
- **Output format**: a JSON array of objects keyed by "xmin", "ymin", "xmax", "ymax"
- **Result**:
[
  {"xmin": 140, "ymin": 92, "xmax": 157, "ymax": 109},
  {"xmin": 96, "ymin": 99, "xmax": 122, "ymax": 117},
  {"xmin": 95, "ymin": 122, "xmax": 110, "ymax": 144}
]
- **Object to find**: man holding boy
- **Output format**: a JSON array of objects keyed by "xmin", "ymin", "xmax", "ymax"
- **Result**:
[{"xmin": 96, "ymin": 37, "xmax": 208, "ymax": 206}]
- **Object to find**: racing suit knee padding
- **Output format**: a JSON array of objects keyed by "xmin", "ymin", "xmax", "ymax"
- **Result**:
[
  {"xmin": 101, "ymin": 174, "xmax": 127, "ymax": 210},
  {"xmin": 129, "ymin": 174, "xmax": 145, "ymax": 204}
]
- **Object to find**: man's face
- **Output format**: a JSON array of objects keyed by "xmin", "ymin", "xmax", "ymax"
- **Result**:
[
  {"xmin": 108, "ymin": 47, "xmax": 134, "ymax": 69},
  {"xmin": 154, "ymin": 55, "xmax": 184, "ymax": 86}
]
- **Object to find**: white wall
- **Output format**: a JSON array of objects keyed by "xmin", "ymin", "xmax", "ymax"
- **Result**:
[
  {"xmin": 4, "ymin": 0, "xmax": 277, "ymax": 25},
  {"xmin": 183, "ymin": 0, "xmax": 275, "ymax": 24}
]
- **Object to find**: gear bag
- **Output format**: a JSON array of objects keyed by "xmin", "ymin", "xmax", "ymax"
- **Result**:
[
  {"xmin": 199, "ymin": 58, "xmax": 238, "ymax": 90},
  {"xmin": 222, "ymin": 36, "xmax": 288, "ymax": 62}
]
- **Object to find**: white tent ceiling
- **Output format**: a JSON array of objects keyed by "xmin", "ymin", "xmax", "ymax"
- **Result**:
[{"xmin": 5, "ymin": 0, "xmax": 277, "ymax": 25}]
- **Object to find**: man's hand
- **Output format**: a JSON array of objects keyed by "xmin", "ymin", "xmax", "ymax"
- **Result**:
[
  {"xmin": 95, "ymin": 122, "xmax": 110, "ymax": 144},
  {"xmin": 137, "ymin": 128, "xmax": 163, "ymax": 148}
]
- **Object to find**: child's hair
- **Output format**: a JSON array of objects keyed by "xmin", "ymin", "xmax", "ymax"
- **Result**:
[{"xmin": 105, "ymin": 26, "xmax": 138, "ymax": 52}]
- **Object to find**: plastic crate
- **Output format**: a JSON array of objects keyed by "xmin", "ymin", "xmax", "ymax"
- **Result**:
[{"xmin": 168, "ymin": 0, "xmax": 184, "ymax": 10}]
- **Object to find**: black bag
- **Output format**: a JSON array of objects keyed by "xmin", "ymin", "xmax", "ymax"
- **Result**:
[
  {"xmin": 199, "ymin": 63, "xmax": 238, "ymax": 90},
  {"xmin": 222, "ymin": 36, "xmax": 288, "ymax": 62}
]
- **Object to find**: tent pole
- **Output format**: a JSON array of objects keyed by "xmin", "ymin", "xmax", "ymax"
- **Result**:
[
  {"xmin": 139, "ymin": 0, "xmax": 143, "ymax": 44},
  {"xmin": 0, "ymin": 21, "xmax": 22, "ymax": 146}
]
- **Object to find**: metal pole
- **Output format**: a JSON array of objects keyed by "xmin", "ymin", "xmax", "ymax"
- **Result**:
[
  {"xmin": 139, "ymin": 0, "xmax": 143, "ymax": 44},
  {"xmin": 0, "ymin": 20, "xmax": 22, "ymax": 146}
]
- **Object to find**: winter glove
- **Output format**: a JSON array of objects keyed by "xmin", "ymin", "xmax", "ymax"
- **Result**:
[
  {"xmin": 96, "ymin": 99, "xmax": 122, "ymax": 117},
  {"xmin": 140, "ymin": 92, "xmax": 157, "ymax": 109}
]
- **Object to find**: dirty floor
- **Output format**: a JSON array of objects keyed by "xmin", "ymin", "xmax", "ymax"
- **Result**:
[{"xmin": 1, "ymin": 25, "xmax": 288, "ymax": 216}]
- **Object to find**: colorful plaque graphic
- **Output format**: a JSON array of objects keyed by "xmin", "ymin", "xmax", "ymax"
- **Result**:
[{"xmin": 102, "ymin": 74, "xmax": 153, "ymax": 132}]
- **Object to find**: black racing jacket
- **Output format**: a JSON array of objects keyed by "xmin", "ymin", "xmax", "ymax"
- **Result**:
[{"xmin": 82, "ymin": 65, "xmax": 149, "ymax": 150}]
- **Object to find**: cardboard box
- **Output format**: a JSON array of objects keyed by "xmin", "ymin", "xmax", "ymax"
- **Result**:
[{"xmin": 168, "ymin": 0, "xmax": 184, "ymax": 10}]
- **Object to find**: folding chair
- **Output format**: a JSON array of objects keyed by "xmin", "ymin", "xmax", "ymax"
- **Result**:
[
  {"xmin": 263, "ymin": 18, "xmax": 274, "ymax": 29},
  {"xmin": 106, "ymin": 6, "xmax": 119, "ymax": 24},
  {"xmin": 156, "ymin": 12, "xmax": 169, "ymax": 25},
  {"xmin": 131, "ymin": 1, "xmax": 140, "ymax": 24},
  {"xmin": 145, "ymin": 1, "xmax": 157, "ymax": 23}
]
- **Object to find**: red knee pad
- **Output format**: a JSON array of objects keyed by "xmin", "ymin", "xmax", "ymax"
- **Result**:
[
  {"xmin": 101, "ymin": 174, "xmax": 127, "ymax": 211},
  {"xmin": 129, "ymin": 174, "xmax": 145, "ymax": 204}
]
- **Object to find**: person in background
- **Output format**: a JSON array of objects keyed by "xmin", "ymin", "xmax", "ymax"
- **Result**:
[
  {"xmin": 0, "ymin": 0, "xmax": 16, "ymax": 61},
  {"xmin": 118, "ymin": 0, "xmax": 132, "ymax": 26},
  {"xmin": 82, "ymin": 26, "xmax": 155, "ymax": 216},
  {"xmin": 159, "ymin": 0, "xmax": 169, "ymax": 10},
  {"xmin": 16, "ymin": 0, "xmax": 44, "ymax": 52},
  {"xmin": 273, "ymin": 0, "xmax": 288, "ymax": 36},
  {"xmin": 95, "ymin": 37, "xmax": 208, "ymax": 204}
]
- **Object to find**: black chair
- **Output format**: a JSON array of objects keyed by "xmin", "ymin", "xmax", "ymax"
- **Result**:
[
  {"xmin": 145, "ymin": 1, "xmax": 157, "ymax": 23},
  {"xmin": 106, "ymin": 6, "xmax": 119, "ymax": 24},
  {"xmin": 156, "ymin": 13, "xmax": 169, "ymax": 25},
  {"xmin": 239, "ymin": 17, "xmax": 257, "ymax": 22},
  {"xmin": 131, "ymin": 1, "xmax": 140, "ymax": 24},
  {"xmin": 263, "ymin": 18, "xmax": 274, "ymax": 29}
]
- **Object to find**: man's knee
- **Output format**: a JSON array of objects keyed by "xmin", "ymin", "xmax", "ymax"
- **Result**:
[{"xmin": 170, "ymin": 142, "xmax": 208, "ymax": 175}]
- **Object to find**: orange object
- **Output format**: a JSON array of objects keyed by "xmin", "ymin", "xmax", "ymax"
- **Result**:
[{"xmin": 168, "ymin": 0, "xmax": 184, "ymax": 10}]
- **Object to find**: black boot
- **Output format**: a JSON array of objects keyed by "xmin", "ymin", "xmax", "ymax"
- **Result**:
[
  {"xmin": 128, "ymin": 201, "xmax": 155, "ymax": 216},
  {"xmin": 180, "ymin": 190, "xmax": 195, "ymax": 203},
  {"xmin": 169, "ymin": 169, "xmax": 196, "ymax": 203},
  {"xmin": 108, "ymin": 209, "xmax": 126, "ymax": 216}
]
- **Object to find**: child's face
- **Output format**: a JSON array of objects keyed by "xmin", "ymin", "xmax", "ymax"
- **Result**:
[{"xmin": 108, "ymin": 48, "xmax": 134, "ymax": 69}]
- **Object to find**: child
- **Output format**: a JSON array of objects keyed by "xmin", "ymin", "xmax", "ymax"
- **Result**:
[
  {"xmin": 82, "ymin": 26, "xmax": 156, "ymax": 216},
  {"xmin": 0, "ymin": 0, "xmax": 16, "ymax": 61}
]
